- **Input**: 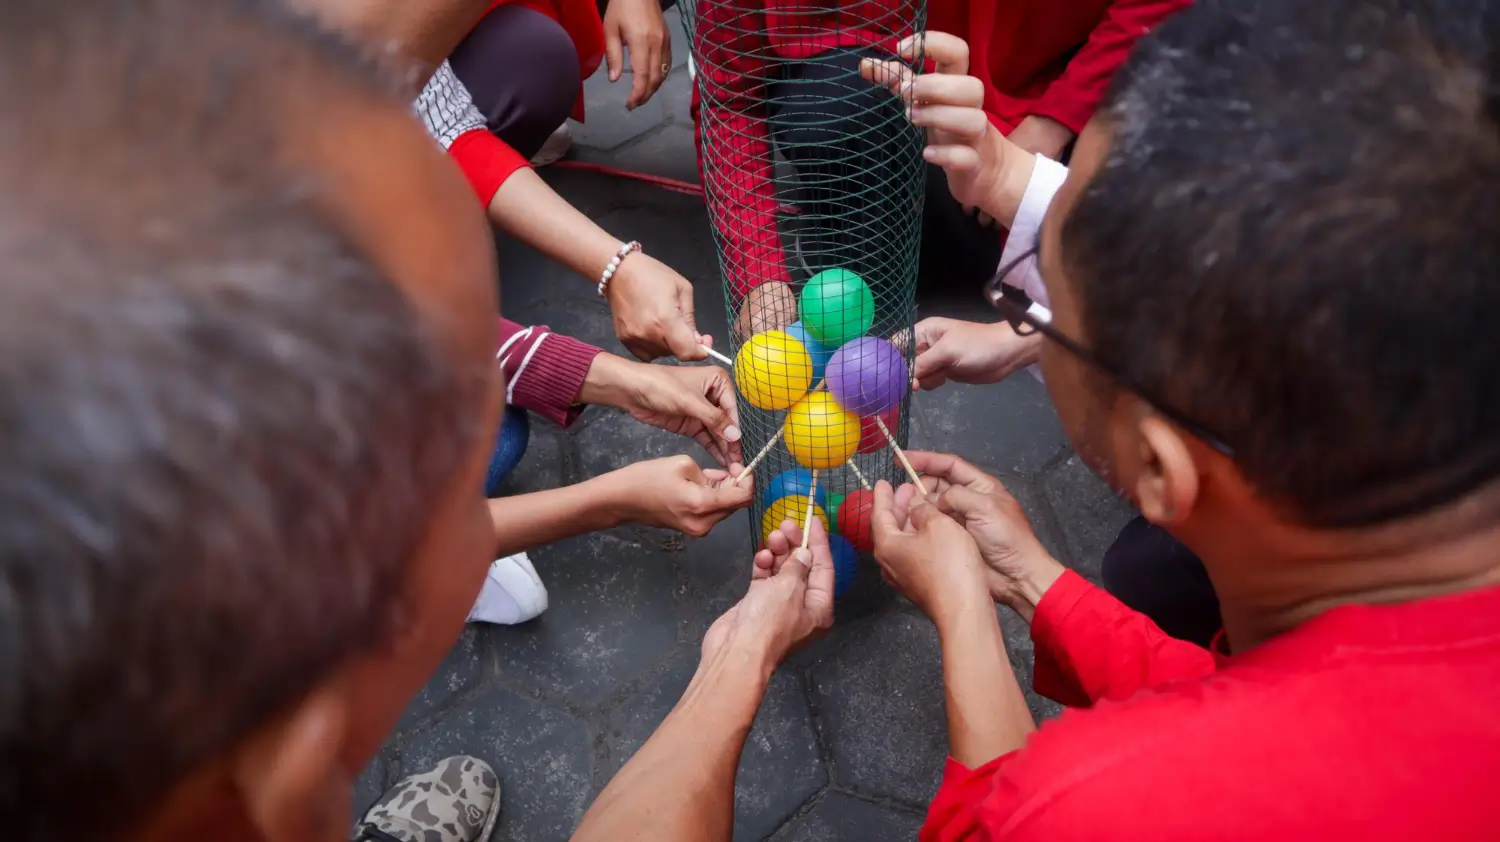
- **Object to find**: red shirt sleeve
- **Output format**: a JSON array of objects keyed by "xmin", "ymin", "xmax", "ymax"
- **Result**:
[
  {"xmin": 691, "ymin": 0, "xmax": 793, "ymax": 296},
  {"xmin": 1030, "ymin": 0, "xmax": 1194, "ymax": 133},
  {"xmin": 451, "ymin": 129, "xmax": 530, "ymax": 207},
  {"xmin": 1030, "ymin": 570, "xmax": 1219, "ymax": 708},
  {"xmin": 496, "ymin": 317, "xmax": 602, "ymax": 428}
]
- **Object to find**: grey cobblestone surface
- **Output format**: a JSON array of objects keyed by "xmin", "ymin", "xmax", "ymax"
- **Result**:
[{"xmin": 359, "ymin": 13, "xmax": 1130, "ymax": 837}]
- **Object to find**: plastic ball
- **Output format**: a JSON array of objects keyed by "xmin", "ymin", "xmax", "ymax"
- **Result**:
[
  {"xmin": 800, "ymin": 268, "xmax": 875, "ymax": 346},
  {"xmin": 761, "ymin": 496, "xmax": 829, "ymax": 544},
  {"xmin": 824, "ymin": 491, "xmax": 847, "ymax": 523},
  {"xmin": 784, "ymin": 392, "xmax": 861, "ymax": 469},
  {"xmin": 762, "ymin": 468, "xmax": 828, "ymax": 510},
  {"xmin": 828, "ymin": 337, "xmax": 908, "ymax": 418},
  {"xmin": 735, "ymin": 330, "xmax": 813, "ymax": 411},
  {"xmin": 835, "ymin": 488, "xmax": 876, "ymax": 552},
  {"xmin": 829, "ymin": 534, "xmax": 859, "ymax": 597},
  {"xmin": 784, "ymin": 321, "xmax": 834, "ymax": 383},
  {"xmin": 857, "ymin": 407, "xmax": 900, "ymax": 454}
]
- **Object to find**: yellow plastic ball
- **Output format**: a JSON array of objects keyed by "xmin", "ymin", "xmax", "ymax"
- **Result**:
[
  {"xmin": 735, "ymin": 330, "xmax": 813, "ymax": 411},
  {"xmin": 761, "ymin": 496, "xmax": 829, "ymax": 544},
  {"xmin": 784, "ymin": 392, "xmax": 861, "ymax": 469}
]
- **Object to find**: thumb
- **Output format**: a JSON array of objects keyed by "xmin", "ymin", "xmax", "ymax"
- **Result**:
[
  {"xmin": 606, "ymin": 28, "xmax": 624, "ymax": 81},
  {"xmin": 906, "ymin": 497, "xmax": 951, "ymax": 531},
  {"xmin": 914, "ymin": 317, "xmax": 951, "ymax": 355},
  {"xmin": 935, "ymin": 485, "xmax": 995, "ymax": 523},
  {"xmin": 913, "ymin": 339, "xmax": 956, "ymax": 390},
  {"xmin": 778, "ymin": 548, "xmax": 813, "ymax": 584}
]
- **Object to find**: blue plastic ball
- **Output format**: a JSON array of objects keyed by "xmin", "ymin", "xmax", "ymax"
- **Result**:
[
  {"xmin": 761, "ymin": 468, "xmax": 829, "ymax": 511},
  {"xmin": 829, "ymin": 534, "xmax": 859, "ymax": 597},
  {"xmin": 784, "ymin": 321, "xmax": 834, "ymax": 383}
]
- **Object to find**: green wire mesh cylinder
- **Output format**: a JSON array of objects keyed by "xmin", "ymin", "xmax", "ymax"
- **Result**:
[{"xmin": 688, "ymin": 1, "xmax": 928, "ymax": 555}]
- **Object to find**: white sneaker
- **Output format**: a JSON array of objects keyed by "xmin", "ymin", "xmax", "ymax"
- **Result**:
[
  {"xmin": 529, "ymin": 123, "xmax": 573, "ymax": 167},
  {"xmin": 467, "ymin": 553, "xmax": 549, "ymax": 625}
]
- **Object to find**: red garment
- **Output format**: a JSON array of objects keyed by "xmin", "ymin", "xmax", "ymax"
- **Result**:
[
  {"xmin": 924, "ymin": 570, "xmax": 1500, "ymax": 841},
  {"xmin": 448, "ymin": 0, "xmax": 606, "ymax": 205},
  {"xmin": 497, "ymin": 318, "xmax": 602, "ymax": 426},
  {"xmin": 691, "ymin": 0, "xmax": 1189, "ymax": 294}
]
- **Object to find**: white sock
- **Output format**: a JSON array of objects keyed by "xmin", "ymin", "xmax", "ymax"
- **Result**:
[{"xmin": 467, "ymin": 553, "xmax": 549, "ymax": 625}]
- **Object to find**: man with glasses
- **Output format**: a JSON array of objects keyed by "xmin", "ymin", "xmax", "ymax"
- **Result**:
[{"xmin": 858, "ymin": 0, "xmax": 1500, "ymax": 838}]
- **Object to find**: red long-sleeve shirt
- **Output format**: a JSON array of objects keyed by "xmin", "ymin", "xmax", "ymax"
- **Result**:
[
  {"xmin": 690, "ymin": 0, "xmax": 1190, "ymax": 294},
  {"xmin": 924, "ymin": 570, "xmax": 1500, "ymax": 840}
]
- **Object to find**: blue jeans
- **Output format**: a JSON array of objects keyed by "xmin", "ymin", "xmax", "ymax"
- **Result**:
[{"xmin": 484, "ymin": 408, "xmax": 530, "ymax": 498}]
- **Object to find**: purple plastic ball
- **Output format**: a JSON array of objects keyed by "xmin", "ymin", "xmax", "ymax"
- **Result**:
[{"xmin": 827, "ymin": 337, "xmax": 908, "ymax": 417}]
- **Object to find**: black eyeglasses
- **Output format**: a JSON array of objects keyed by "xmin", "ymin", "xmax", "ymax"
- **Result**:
[{"xmin": 984, "ymin": 246, "xmax": 1236, "ymax": 458}]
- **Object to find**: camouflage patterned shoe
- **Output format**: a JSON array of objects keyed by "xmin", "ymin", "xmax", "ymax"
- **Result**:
[{"xmin": 353, "ymin": 756, "xmax": 501, "ymax": 842}]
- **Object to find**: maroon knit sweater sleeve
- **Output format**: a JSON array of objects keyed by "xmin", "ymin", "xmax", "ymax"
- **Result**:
[{"xmin": 496, "ymin": 317, "xmax": 602, "ymax": 428}]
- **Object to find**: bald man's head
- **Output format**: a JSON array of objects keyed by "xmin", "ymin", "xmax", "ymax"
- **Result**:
[{"xmin": 0, "ymin": 2, "xmax": 500, "ymax": 840}]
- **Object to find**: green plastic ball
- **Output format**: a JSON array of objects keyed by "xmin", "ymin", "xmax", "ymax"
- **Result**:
[
  {"xmin": 800, "ymin": 268, "xmax": 874, "ymax": 346},
  {"xmin": 825, "ymin": 492, "xmax": 847, "ymax": 524}
]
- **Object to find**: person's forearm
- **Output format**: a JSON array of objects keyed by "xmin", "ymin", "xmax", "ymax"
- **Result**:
[
  {"xmin": 487, "ymin": 168, "xmax": 624, "ymax": 282},
  {"xmin": 488, "ymin": 475, "xmax": 627, "ymax": 557},
  {"xmin": 571, "ymin": 637, "xmax": 772, "ymax": 842},
  {"xmin": 936, "ymin": 593, "xmax": 1036, "ymax": 769},
  {"xmin": 981, "ymin": 143, "xmax": 1039, "ymax": 231}
]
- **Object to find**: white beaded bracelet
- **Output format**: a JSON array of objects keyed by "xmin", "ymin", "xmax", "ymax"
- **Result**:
[{"xmin": 597, "ymin": 240, "xmax": 643, "ymax": 298}]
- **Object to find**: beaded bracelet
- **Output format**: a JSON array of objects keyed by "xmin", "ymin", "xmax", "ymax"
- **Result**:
[{"xmin": 597, "ymin": 240, "xmax": 643, "ymax": 298}]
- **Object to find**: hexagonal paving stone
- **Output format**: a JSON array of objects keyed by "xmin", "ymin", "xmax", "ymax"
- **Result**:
[
  {"xmin": 393, "ymin": 685, "xmax": 593, "ymax": 842},
  {"xmin": 494, "ymin": 529, "xmax": 681, "ymax": 709},
  {"xmin": 810, "ymin": 611, "xmax": 948, "ymax": 805},
  {"xmin": 909, "ymin": 376, "xmax": 1068, "ymax": 478},
  {"xmin": 775, "ymin": 791, "xmax": 925, "ymax": 842},
  {"xmin": 398, "ymin": 626, "xmax": 485, "ymax": 732},
  {"xmin": 1040, "ymin": 453, "xmax": 1137, "ymax": 581},
  {"xmin": 600, "ymin": 651, "xmax": 827, "ymax": 842},
  {"xmin": 577, "ymin": 66, "xmax": 669, "ymax": 151}
]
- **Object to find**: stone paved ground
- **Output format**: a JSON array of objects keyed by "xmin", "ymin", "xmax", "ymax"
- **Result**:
[{"xmin": 357, "ymin": 12, "xmax": 1136, "ymax": 839}]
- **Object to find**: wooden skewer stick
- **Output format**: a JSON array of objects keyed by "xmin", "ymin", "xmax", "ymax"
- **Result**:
[
  {"xmin": 800, "ymin": 469, "xmax": 819, "ymax": 549},
  {"xmin": 701, "ymin": 345, "xmax": 735, "ymax": 367},
  {"xmin": 847, "ymin": 460, "xmax": 872, "ymax": 491},
  {"xmin": 733, "ymin": 427, "xmax": 784, "ymax": 486},
  {"xmin": 874, "ymin": 416, "xmax": 923, "ymax": 488}
]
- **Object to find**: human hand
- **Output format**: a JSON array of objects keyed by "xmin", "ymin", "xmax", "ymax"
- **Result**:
[
  {"xmin": 602, "ymin": 0, "xmax": 672, "ymax": 109},
  {"xmin": 1006, "ymin": 115, "xmax": 1075, "ymax": 161},
  {"xmin": 860, "ymin": 32, "xmax": 1016, "ymax": 221},
  {"xmin": 734, "ymin": 281, "xmax": 799, "ymax": 341},
  {"xmin": 905, "ymin": 451, "xmax": 1065, "ymax": 622},
  {"xmin": 608, "ymin": 251, "xmax": 706, "ymax": 362},
  {"xmin": 603, "ymin": 455, "xmax": 752, "ymax": 536},
  {"xmin": 702, "ymin": 517, "xmax": 835, "ymax": 666},
  {"xmin": 913, "ymin": 317, "xmax": 1042, "ymax": 390},
  {"xmin": 579, "ymin": 354, "xmax": 743, "ymax": 464},
  {"xmin": 870, "ymin": 480, "xmax": 992, "ymax": 623}
]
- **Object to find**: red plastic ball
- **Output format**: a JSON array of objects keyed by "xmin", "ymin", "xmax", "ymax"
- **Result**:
[
  {"xmin": 856, "ymin": 407, "xmax": 900, "ymax": 455},
  {"xmin": 835, "ymin": 488, "xmax": 876, "ymax": 552}
]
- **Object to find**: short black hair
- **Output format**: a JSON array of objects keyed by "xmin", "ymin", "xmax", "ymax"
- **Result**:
[
  {"xmin": 1063, "ymin": 0, "xmax": 1500, "ymax": 526},
  {"xmin": 0, "ymin": 2, "xmax": 484, "ymax": 840}
]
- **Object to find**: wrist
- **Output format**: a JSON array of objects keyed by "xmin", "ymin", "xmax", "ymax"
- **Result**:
[
  {"xmin": 933, "ymin": 578, "xmax": 999, "ymax": 639},
  {"xmin": 1005, "ymin": 556, "xmax": 1067, "ymax": 624},
  {"xmin": 577, "ymin": 353, "xmax": 637, "ymax": 409},
  {"xmin": 986, "ymin": 138, "xmax": 1038, "ymax": 229},
  {"xmin": 583, "ymin": 471, "xmax": 637, "ymax": 529},
  {"xmin": 694, "ymin": 629, "xmax": 776, "ymax": 696}
]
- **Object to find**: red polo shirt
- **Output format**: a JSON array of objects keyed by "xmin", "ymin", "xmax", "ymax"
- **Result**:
[{"xmin": 924, "ymin": 570, "xmax": 1500, "ymax": 840}]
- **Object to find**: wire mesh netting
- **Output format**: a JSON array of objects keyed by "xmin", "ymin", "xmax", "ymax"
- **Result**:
[{"xmin": 687, "ymin": 0, "xmax": 928, "ymax": 579}]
